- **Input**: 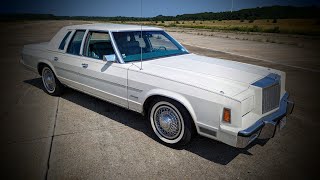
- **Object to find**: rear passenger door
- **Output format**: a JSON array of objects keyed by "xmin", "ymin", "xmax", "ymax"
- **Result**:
[
  {"xmin": 54, "ymin": 30, "xmax": 86, "ymax": 89},
  {"xmin": 77, "ymin": 31, "xmax": 130, "ymax": 108}
]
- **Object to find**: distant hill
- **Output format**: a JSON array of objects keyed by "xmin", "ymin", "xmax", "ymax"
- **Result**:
[
  {"xmin": 173, "ymin": 5, "xmax": 320, "ymax": 20},
  {"xmin": 1, "ymin": 6, "xmax": 319, "ymax": 21}
]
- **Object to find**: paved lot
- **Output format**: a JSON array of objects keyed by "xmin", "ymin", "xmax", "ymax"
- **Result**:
[
  {"xmin": 1, "ymin": 21, "xmax": 319, "ymax": 179},
  {"xmin": 169, "ymin": 31, "xmax": 320, "ymax": 72}
]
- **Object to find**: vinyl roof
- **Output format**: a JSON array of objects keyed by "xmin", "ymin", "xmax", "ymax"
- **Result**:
[{"xmin": 65, "ymin": 23, "xmax": 163, "ymax": 31}]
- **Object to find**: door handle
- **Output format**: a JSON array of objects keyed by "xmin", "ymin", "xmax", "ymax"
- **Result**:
[
  {"xmin": 82, "ymin": 63, "xmax": 88, "ymax": 68},
  {"xmin": 54, "ymin": 57, "xmax": 59, "ymax": 61}
]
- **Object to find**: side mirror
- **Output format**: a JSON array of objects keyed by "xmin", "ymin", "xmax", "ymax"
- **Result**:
[{"xmin": 103, "ymin": 54, "xmax": 116, "ymax": 62}]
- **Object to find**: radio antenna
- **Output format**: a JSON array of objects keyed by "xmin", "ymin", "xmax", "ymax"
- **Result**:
[
  {"xmin": 140, "ymin": 0, "xmax": 143, "ymax": 70},
  {"xmin": 231, "ymin": 0, "xmax": 234, "ymax": 12}
]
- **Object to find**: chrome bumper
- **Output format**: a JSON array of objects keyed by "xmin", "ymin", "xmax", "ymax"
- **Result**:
[{"xmin": 236, "ymin": 93, "xmax": 294, "ymax": 148}]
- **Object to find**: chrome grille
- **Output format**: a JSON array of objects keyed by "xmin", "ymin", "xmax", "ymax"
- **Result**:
[{"xmin": 262, "ymin": 83, "xmax": 280, "ymax": 114}]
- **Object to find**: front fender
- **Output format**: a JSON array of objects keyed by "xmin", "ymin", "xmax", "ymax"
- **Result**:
[{"xmin": 143, "ymin": 88, "xmax": 198, "ymax": 124}]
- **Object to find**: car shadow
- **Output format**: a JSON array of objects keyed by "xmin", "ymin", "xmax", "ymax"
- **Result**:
[{"xmin": 24, "ymin": 77, "xmax": 268, "ymax": 165}]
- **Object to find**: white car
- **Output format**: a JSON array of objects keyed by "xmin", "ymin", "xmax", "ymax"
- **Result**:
[{"xmin": 21, "ymin": 23, "xmax": 294, "ymax": 148}]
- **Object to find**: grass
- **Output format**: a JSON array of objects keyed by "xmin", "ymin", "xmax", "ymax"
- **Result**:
[{"xmin": 116, "ymin": 19, "xmax": 320, "ymax": 36}]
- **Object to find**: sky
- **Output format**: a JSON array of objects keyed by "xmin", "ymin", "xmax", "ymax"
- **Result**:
[{"xmin": 1, "ymin": 0, "xmax": 319, "ymax": 17}]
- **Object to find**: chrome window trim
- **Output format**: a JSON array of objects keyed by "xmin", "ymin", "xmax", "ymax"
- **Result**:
[
  {"xmin": 65, "ymin": 29, "xmax": 87, "ymax": 56},
  {"xmin": 62, "ymin": 30, "xmax": 75, "ymax": 53},
  {"xmin": 58, "ymin": 31, "xmax": 72, "ymax": 51},
  {"xmin": 79, "ymin": 29, "xmax": 89, "ymax": 56},
  {"xmin": 109, "ymin": 30, "xmax": 124, "ymax": 64}
]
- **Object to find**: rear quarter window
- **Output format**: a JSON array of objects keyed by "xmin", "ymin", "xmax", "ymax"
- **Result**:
[{"xmin": 58, "ymin": 31, "xmax": 71, "ymax": 50}]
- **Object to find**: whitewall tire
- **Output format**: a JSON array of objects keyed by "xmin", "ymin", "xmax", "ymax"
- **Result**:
[
  {"xmin": 41, "ymin": 66, "xmax": 64, "ymax": 96},
  {"xmin": 148, "ymin": 97, "xmax": 194, "ymax": 147}
]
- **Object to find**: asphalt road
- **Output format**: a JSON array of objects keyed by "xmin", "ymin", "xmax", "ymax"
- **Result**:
[{"xmin": 1, "ymin": 21, "xmax": 319, "ymax": 179}]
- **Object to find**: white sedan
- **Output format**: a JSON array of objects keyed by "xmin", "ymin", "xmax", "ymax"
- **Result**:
[{"xmin": 21, "ymin": 23, "xmax": 294, "ymax": 148}]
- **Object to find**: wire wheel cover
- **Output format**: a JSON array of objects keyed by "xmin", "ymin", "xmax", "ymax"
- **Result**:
[{"xmin": 154, "ymin": 105, "xmax": 182, "ymax": 139}]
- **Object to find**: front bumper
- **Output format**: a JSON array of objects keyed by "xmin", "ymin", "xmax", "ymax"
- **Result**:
[{"xmin": 236, "ymin": 93, "xmax": 294, "ymax": 148}]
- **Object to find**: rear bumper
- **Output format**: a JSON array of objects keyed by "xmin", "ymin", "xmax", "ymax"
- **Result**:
[{"xmin": 236, "ymin": 93, "xmax": 294, "ymax": 148}]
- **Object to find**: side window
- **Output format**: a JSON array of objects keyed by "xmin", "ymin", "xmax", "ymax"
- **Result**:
[
  {"xmin": 66, "ymin": 30, "xmax": 85, "ymax": 55},
  {"xmin": 58, "ymin": 31, "xmax": 71, "ymax": 50},
  {"xmin": 83, "ymin": 31, "xmax": 115, "ymax": 60}
]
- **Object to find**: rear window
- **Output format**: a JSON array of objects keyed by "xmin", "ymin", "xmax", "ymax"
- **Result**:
[{"xmin": 58, "ymin": 31, "xmax": 71, "ymax": 50}]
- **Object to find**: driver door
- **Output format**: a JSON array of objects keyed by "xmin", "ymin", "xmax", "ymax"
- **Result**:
[{"xmin": 77, "ymin": 31, "xmax": 130, "ymax": 108}]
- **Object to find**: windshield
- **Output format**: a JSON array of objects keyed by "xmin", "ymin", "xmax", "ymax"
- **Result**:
[{"xmin": 112, "ymin": 31, "xmax": 188, "ymax": 62}]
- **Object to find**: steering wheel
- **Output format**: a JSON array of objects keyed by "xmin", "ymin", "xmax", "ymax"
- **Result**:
[{"xmin": 154, "ymin": 46, "xmax": 167, "ymax": 51}]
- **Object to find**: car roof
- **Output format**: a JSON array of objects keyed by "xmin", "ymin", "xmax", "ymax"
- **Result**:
[{"xmin": 64, "ymin": 23, "xmax": 163, "ymax": 32}]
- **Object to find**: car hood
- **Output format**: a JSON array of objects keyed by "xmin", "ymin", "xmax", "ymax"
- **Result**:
[{"xmin": 132, "ymin": 53, "xmax": 272, "ymax": 97}]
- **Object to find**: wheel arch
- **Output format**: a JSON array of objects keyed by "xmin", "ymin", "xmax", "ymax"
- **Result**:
[
  {"xmin": 37, "ymin": 60, "xmax": 56, "ymax": 76},
  {"xmin": 142, "ymin": 89, "xmax": 198, "ymax": 129}
]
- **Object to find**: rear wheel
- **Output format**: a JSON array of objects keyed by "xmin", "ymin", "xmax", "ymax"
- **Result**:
[
  {"xmin": 41, "ymin": 66, "xmax": 64, "ymax": 96},
  {"xmin": 148, "ymin": 97, "xmax": 194, "ymax": 147}
]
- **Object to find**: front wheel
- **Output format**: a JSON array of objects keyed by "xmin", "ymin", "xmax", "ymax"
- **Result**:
[
  {"xmin": 148, "ymin": 97, "xmax": 194, "ymax": 148},
  {"xmin": 41, "ymin": 66, "xmax": 64, "ymax": 96}
]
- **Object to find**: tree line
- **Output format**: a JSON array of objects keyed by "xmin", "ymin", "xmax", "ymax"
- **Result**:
[{"xmin": 1, "ymin": 5, "xmax": 319, "ymax": 21}]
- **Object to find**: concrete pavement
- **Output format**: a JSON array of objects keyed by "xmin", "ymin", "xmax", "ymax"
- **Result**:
[{"xmin": 169, "ymin": 31, "xmax": 320, "ymax": 72}]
